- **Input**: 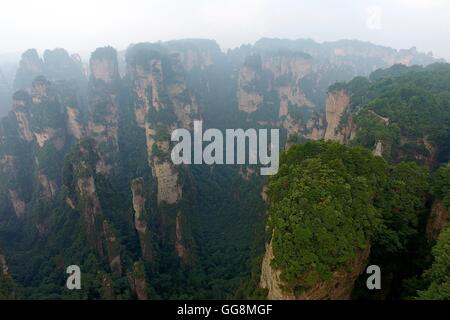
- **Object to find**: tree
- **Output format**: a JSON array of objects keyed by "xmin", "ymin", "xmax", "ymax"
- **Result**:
[{"xmin": 418, "ymin": 226, "xmax": 450, "ymax": 299}]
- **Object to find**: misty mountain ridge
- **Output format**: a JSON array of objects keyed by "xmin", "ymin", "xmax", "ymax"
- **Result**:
[
  {"xmin": 0, "ymin": 37, "xmax": 442, "ymax": 119},
  {"xmin": 0, "ymin": 36, "xmax": 449, "ymax": 300}
]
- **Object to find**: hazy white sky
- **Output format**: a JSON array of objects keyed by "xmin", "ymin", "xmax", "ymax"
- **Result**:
[{"xmin": 0, "ymin": 0, "xmax": 449, "ymax": 60}]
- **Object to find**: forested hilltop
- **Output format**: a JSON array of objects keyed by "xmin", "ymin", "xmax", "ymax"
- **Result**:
[
  {"xmin": 256, "ymin": 64, "xmax": 450, "ymax": 300},
  {"xmin": 0, "ymin": 38, "xmax": 448, "ymax": 300}
]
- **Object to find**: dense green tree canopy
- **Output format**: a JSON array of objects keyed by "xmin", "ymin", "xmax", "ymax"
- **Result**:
[
  {"xmin": 268, "ymin": 141, "xmax": 385, "ymax": 292},
  {"xmin": 430, "ymin": 163, "xmax": 450, "ymax": 207},
  {"xmin": 334, "ymin": 64, "xmax": 450, "ymax": 164},
  {"xmin": 267, "ymin": 141, "xmax": 438, "ymax": 296},
  {"xmin": 418, "ymin": 226, "xmax": 450, "ymax": 300}
]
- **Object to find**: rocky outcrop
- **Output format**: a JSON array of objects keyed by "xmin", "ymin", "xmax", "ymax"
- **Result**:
[
  {"xmin": 324, "ymin": 90, "xmax": 353, "ymax": 142},
  {"xmin": 66, "ymin": 106, "xmax": 84, "ymax": 139},
  {"xmin": 237, "ymin": 60, "xmax": 263, "ymax": 113},
  {"xmin": 0, "ymin": 254, "xmax": 8, "ymax": 275},
  {"xmin": 396, "ymin": 135, "xmax": 439, "ymax": 166},
  {"xmin": 34, "ymin": 128, "xmax": 56, "ymax": 148},
  {"xmin": 426, "ymin": 201, "xmax": 450, "ymax": 241},
  {"xmin": 0, "ymin": 39, "xmax": 442, "ymax": 299},
  {"xmin": 260, "ymin": 240, "xmax": 370, "ymax": 300},
  {"xmin": 87, "ymin": 47, "xmax": 121, "ymax": 175},
  {"xmin": 87, "ymin": 96, "xmax": 119, "ymax": 174},
  {"xmin": 38, "ymin": 173, "xmax": 58, "ymax": 200},
  {"xmin": 260, "ymin": 240, "xmax": 291, "ymax": 299},
  {"xmin": 174, "ymin": 48, "xmax": 214, "ymax": 72},
  {"xmin": 8, "ymin": 189, "xmax": 26, "ymax": 218},
  {"xmin": 154, "ymin": 161, "xmax": 182, "ymax": 205},
  {"xmin": 131, "ymin": 178, "xmax": 152, "ymax": 261},
  {"xmin": 238, "ymin": 53, "xmax": 313, "ymax": 115},
  {"xmin": 128, "ymin": 261, "xmax": 148, "ymax": 300},
  {"xmin": 165, "ymin": 39, "xmax": 221, "ymax": 72},
  {"xmin": 11, "ymin": 78, "xmax": 69, "ymax": 151},
  {"xmin": 416, "ymin": 137, "xmax": 438, "ymax": 167},
  {"xmin": 306, "ymin": 113, "xmax": 325, "ymax": 141},
  {"xmin": 75, "ymin": 176, "xmax": 105, "ymax": 256},
  {"xmin": 263, "ymin": 53, "xmax": 312, "ymax": 82},
  {"xmin": 12, "ymin": 96, "xmax": 33, "ymax": 142},
  {"xmin": 103, "ymin": 221, "xmax": 122, "ymax": 276},
  {"xmin": 278, "ymin": 85, "xmax": 313, "ymax": 116},
  {"xmin": 0, "ymin": 68, "xmax": 12, "ymax": 116},
  {"xmin": 0, "ymin": 253, "xmax": 15, "ymax": 299},
  {"xmin": 175, "ymin": 212, "xmax": 188, "ymax": 263},
  {"xmin": 42, "ymin": 48, "xmax": 86, "ymax": 85},
  {"xmin": 0, "ymin": 155, "xmax": 15, "ymax": 176},
  {"xmin": 14, "ymin": 49, "xmax": 44, "ymax": 90},
  {"xmin": 14, "ymin": 48, "xmax": 86, "ymax": 91},
  {"xmin": 90, "ymin": 48, "xmax": 120, "ymax": 84},
  {"xmin": 168, "ymin": 54, "xmax": 200, "ymax": 128},
  {"xmin": 128, "ymin": 48, "xmax": 198, "ymax": 128},
  {"xmin": 254, "ymin": 38, "xmax": 440, "ymax": 76},
  {"xmin": 128, "ymin": 44, "xmax": 196, "ymax": 206},
  {"xmin": 374, "ymin": 141, "xmax": 384, "ymax": 157},
  {"xmin": 236, "ymin": 52, "xmax": 320, "ymax": 147},
  {"xmin": 98, "ymin": 272, "xmax": 115, "ymax": 300},
  {"xmin": 238, "ymin": 87, "xmax": 263, "ymax": 113},
  {"xmin": 31, "ymin": 77, "xmax": 50, "ymax": 105}
]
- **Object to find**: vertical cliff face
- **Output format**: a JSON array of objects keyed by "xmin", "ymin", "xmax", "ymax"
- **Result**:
[
  {"xmin": 65, "ymin": 141, "xmax": 124, "ymax": 276},
  {"xmin": 237, "ymin": 56, "xmax": 264, "ymax": 113},
  {"xmin": 175, "ymin": 212, "xmax": 189, "ymax": 263},
  {"xmin": 7, "ymin": 189, "xmax": 26, "ymax": 218},
  {"xmin": 0, "ymin": 253, "xmax": 8, "ymax": 275},
  {"xmin": 306, "ymin": 112, "xmax": 325, "ymax": 141},
  {"xmin": 1, "ymin": 104, "xmax": 28, "ymax": 220},
  {"xmin": 88, "ymin": 47, "xmax": 121, "ymax": 175},
  {"xmin": 253, "ymin": 39, "xmax": 440, "ymax": 77},
  {"xmin": 3, "ymin": 47, "xmax": 136, "ymax": 296},
  {"xmin": 174, "ymin": 48, "xmax": 213, "ymax": 72},
  {"xmin": 126, "ymin": 43, "xmax": 199, "ymax": 205},
  {"xmin": 14, "ymin": 49, "xmax": 44, "ymax": 90},
  {"xmin": 131, "ymin": 178, "xmax": 152, "ymax": 262},
  {"xmin": 260, "ymin": 240, "xmax": 292, "ymax": 299},
  {"xmin": 128, "ymin": 261, "xmax": 148, "ymax": 300},
  {"xmin": 103, "ymin": 221, "xmax": 122, "ymax": 276},
  {"xmin": 238, "ymin": 53, "xmax": 314, "ymax": 114},
  {"xmin": 90, "ymin": 52, "xmax": 119, "ymax": 83},
  {"xmin": 167, "ymin": 53, "xmax": 200, "ymax": 130},
  {"xmin": 324, "ymin": 90, "xmax": 354, "ymax": 143},
  {"xmin": 30, "ymin": 76, "xmax": 66, "ymax": 152},
  {"xmin": 1, "ymin": 43, "xmax": 206, "ymax": 298},
  {"xmin": 400, "ymin": 136, "xmax": 439, "ymax": 167},
  {"xmin": 98, "ymin": 272, "xmax": 115, "ymax": 300},
  {"xmin": 236, "ymin": 52, "xmax": 325, "ymax": 146},
  {"xmin": 76, "ymin": 175, "xmax": 105, "ymax": 255},
  {"xmin": 0, "ymin": 252, "xmax": 15, "ymax": 299},
  {"xmin": 2, "ymin": 100, "xmax": 27, "ymax": 219},
  {"xmin": 263, "ymin": 53, "xmax": 313, "ymax": 82},
  {"xmin": 0, "ymin": 68, "xmax": 13, "ymax": 117},
  {"xmin": 153, "ymin": 161, "xmax": 182, "ymax": 205},
  {"xmin": 0, "ymin": 39, "xmax": 444, "ymax": 299},
  {"xmin": 12, "ymin": 91, "xmax": 33, "ymax": 142},
  {"xmin": 165, "ymin": 39, "xmax": 222, "ymax": 72},
  {"xmin": 2, "ymin": 76, "xmax": 78, "ymax": 223},
  {"xmin": 260, "ymin": 239, "xmax": 371, "ymax": 300},
  {"xmin": 14, "ymin": 48, "xmax": 86, "ymax": 92},
  {"xmin": 66, "ymin": 105, "xmax": 85, "ymax": 140},
  {"xmin": 426, "ymin": 201, "xmax": 450, "ymax": 241},
  {"xmin": 10, "ymin": 75, "xmax": 77, "ymax": 151}
]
